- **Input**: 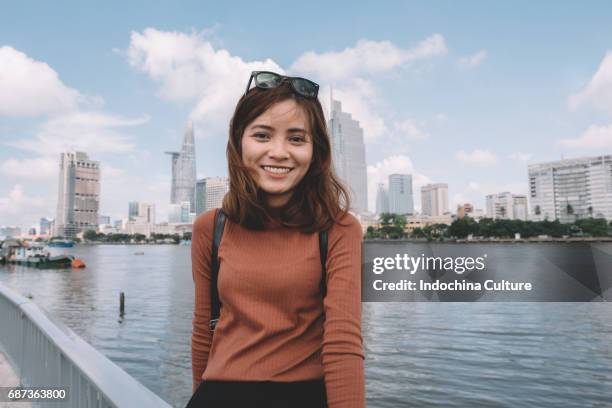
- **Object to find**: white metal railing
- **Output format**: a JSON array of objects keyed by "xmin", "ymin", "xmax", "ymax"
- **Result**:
[{"xmin": 0, "ymin": 282, "xmax": 172, "ymax": 408}]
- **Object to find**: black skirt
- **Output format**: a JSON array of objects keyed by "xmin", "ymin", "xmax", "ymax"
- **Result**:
[{"xmin": 186, "ymin": 379, "xmax": 328, "ymax": 408}]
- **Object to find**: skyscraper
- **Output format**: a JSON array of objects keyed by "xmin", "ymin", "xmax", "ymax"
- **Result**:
[
  {"xmin": 128, "ymin": 201, "xmax": 139, "ymax": 221},
  {"xmin": 328, "ymin": 97, "xmax": 368, "ymax": 214},
  {"xmin": 138, "ymin": 203, "xmax": 156, "ymax": 224},
  {"xmin": 195, "ymin": 177, "xmax": 229, "ymax": 215},
  {"xmin": 375, "ymin": 183, "xmax": 389, "ymax": 214},
  {"xmin": 166, "ymin": 121, "xmax": 197, "ymax": 211},
  {"xmin": 55, "ymin": 152, "xmax": 100, "ymax": 238},
  {"xmin": 421, "ymin": 183, "xmax": 449, "ymax": 216},
  {"xmin": 528, "ymin": 155, "xmax": 612, "ymax": 222},
  {"xmin": 388, "ymin": 174, "xmax": 414, "ymax": 215}
]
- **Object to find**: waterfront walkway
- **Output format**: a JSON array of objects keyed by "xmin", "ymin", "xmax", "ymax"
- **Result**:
[{"xmin": 0, "ymin": 351, "xmax": 31, "ymax": 408}]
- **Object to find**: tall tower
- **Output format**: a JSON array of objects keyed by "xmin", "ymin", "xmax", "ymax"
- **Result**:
[
  {"xmin": 55, "ymin": 152, "xmax": 100, "ymax": 238},
  {"xmin": 166, "ymin": 121, "xmax": 197, "ymax": 211},
  {"xmin": 328, "ymin": 98, "xmax": 368, "ymax": 214},
  {"xmin": 388, "ymin": 174, "xmax": 414, "ymax": 215},
  {"xmin": 376, "ymin": 183, "xmax": 389, "ymax": 215},
  {"xmin": 421, "ymin": 183, "xmax": 449, "ymax": 216}
]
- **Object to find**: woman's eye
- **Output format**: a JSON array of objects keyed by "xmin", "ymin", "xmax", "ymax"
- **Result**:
[
  {"xmin": 289, "ymin": 135, "xmax": 307, "ymax": 143},
  {"xmin": 253, "ymin": 133, "xmax": 269, "ymax": 140}
]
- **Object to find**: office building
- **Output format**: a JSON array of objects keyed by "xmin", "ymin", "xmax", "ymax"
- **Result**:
[
  {"xmin": 98, "ymin": 215, "xmax": 111, "ymax": 225},
  {"xmin": 138, "ymin": 203, "xmax": 156, "ymax": 224},
  {"xmin": 55, "ymin": 152, "xmax": 100, "ymax": 238},
  {"xmin": 39, "ymin": 217, "xmax": 53, "ymax": 235},
  {"xmin": 421, "ymin": 183, "xmax": 449, "ymax": 216},
  {"xmin": 486, "ymin": 192, "xmax": 528, "ymax": 220},
  {"xmin": 376, "ymin": 183, "xmax": 389, "ymax": 214},
  {"xmin": 166, "ymin": 121, "xmax": 197, "ymax": 212},
  {"xmin": 528, "ymin": 155, "xmax": 612, "ymax": 222},
  {"xmin": 328, "ymin": 98, "xmax": 368, "ymax": 214},
  {"xmin": 128, "ymin": 201, "xmax": 139, "ymax": 221},
  {"xmin": 168, "ymin": 201, "xmax": 191, "ymax": 224},
  {"xmin": 195, "ymin": 177, "xmax": 229, "ymax": 215},
  {"xmin": 388, "ymin": 174, "xmax": 414, "ymax": 215}
]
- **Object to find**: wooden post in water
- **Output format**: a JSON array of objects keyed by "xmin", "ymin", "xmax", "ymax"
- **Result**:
[{"xmin": 119, "ymin": 291, "xmax": 125, "ymax": 317}]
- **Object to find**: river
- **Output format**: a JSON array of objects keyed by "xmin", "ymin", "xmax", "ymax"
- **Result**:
[{"xmin": 1, "ymin": 244, "xmax": 611, "ymax": 407}]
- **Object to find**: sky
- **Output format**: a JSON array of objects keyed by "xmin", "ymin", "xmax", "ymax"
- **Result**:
[{"xmin": 2, "ymin": 1, "xmax": 612, "ymax": 230}]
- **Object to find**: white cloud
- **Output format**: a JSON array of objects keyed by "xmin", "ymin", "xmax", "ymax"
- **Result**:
[
  {"xmin": 457, "ymin": 50, "xmax": 487, "ymax": 69},
  {"xmin": 393, "ymin": 119, "xmax": 429, "ymax": 141},
  {"xmin": 9, "ymin": 111, "xmax": 148, "ymax": 155},
  {"xmin": 568, "ymin": 51, "xmax": 612, "ymax": 114},
  {"xmin": 127, "ymin": 28, "xmax": 283, "ymax": 137},
  {"xmin": 366, "ymin": 155, "xmax": 431, "ymax": 212},
  {"xmin": 0, "ymin": 46, "xmax": 81, "ymax": 116},
  {"xmin": 557, "ymin": 123, "xmax": 612, "ymax": 149},
  {"xmin": 290, "ymin": 34, "xmax": 448, "ymax": 82},
  {"xmin": 456, "ymin": 149, "xmax": 498, "ymax": 166},
  {"xmin": 0, "ymin": 184, "xmax": 50, "ymax": 227},
  {"xmin": 508, "ymin": 152, "xmax": 533, "ymax": 162},
  {"xmin": 0, "ymin": 157, "xmax": 57, "ymax": 180}
]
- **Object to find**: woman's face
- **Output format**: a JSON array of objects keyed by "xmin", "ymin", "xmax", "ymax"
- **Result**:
[{"xmin": 241, "ymin": 99, "xmax": 314, "ymax": 208}]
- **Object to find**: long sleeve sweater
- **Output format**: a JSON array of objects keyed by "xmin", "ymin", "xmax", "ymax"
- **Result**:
[{"xmin": 191, "ymin": 208, "xmax": 365, "ymax": 407}]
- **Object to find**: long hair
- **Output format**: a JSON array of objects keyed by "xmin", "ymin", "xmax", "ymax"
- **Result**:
[{"xmin": 222, "ymin": 82, "xmax": 351, "ymax": 233}]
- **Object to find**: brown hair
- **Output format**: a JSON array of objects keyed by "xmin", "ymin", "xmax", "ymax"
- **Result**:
[{"xmin": 222, "ymin": 82, "xmax": 351, "ymax": 233}]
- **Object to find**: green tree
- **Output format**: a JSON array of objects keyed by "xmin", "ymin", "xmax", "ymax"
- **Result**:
[
  {"xmin": 83, "ymin": 230, "xmax": 99, "ymax": 241},
  {"xmin": 448, "ymin": 217, "xmax": 479, "ymax": 238}
]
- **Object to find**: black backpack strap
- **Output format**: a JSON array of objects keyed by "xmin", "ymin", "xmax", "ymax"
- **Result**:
[
  {"xmin": 210, "ymin": 208, "xmax": 227, "ymax": 332},
  {"xmin": 319, "ymin": 230, "xmax": 328, "ymax": 298}
]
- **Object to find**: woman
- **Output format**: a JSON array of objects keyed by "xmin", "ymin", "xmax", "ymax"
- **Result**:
[{"xmin": 188, "ymin": 71, "xmax": 365, "ymax": 408}]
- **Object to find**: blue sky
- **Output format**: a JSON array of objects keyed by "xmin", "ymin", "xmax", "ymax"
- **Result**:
[{"xmin": 2, "ymin": 1, "xmax": 612, "ymax": 230}]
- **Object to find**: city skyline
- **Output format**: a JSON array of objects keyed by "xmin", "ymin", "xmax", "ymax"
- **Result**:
[{"xmin": 3, "ymin": 2, "xmax": 612, "ymax": 229}]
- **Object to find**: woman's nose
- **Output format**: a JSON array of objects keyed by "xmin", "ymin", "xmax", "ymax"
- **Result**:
[{"xmin": 267, "ymin": 139, "xmax": 289, "ymax": 159}]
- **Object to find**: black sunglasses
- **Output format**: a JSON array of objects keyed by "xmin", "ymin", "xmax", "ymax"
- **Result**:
[{"xmin": 245, "ymin": 71, "xmax": 319, "ymax": 98}]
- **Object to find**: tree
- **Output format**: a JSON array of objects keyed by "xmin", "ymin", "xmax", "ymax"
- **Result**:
[
  {"xmin": 183, "ymin": 232, "xmax": 192, "ymax": 241},
  {"xmin": 448, "ymin": 217, "xmax": 479, "ymax": 238},
  {"xmin": 133, "ymin": 233, "xmax": 146, "ymax": 242},
  {"xmin": 83, "ymin": 230, "xmax": 99, "ymax": 241},
  {"xmin": 365, "ymin": 226, "xmax": 380, "ymax": 239}
]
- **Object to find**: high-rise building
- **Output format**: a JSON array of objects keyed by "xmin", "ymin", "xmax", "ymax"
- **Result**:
[
  {"xmin": 128, "ymin": 201, "xmax": 139, "ymax": 221},
  {"xmin": 328, "ymin": 97, "xmax": 368, "ymax": 214},
  {"xmin": 421, "ymin": 183, "xmax": 449, "ymax": 216},
  {"xmin": 528, "ymin": 155, "xmax": 612, "ymax": 222},
  {"xmin": 486, "ymin": 192, "xmax": 528, "ymax": 220},
  {"xmin": 98, "ymin": 215, "xmax": 111, "ymax": 225},
  {"xmin": 55, "ymin": 152, "xmax": 100, "ymax": 238},
  {"xmin": 388, "ymin": 174, "xmax": 414, "ymax": 215},
  {"xmin": 168, "ymin": 202, "xmax": 191, "ymax": 224},
  {"xmin": 195, "ymin": 177, "xmax": 229, "ymax": 215},
  {"xmin": 166, "ymin": 121, "xmax": 197, "ymax": 211},
  {"xmin": 39, "ymin": 217, "xmax": 53, "ymax": 235},
  {"xmin": 138, "ymin": 203, "xmax": 156, "ymax": 224},
  {"xmin": 375, "ymin": 183, "xmax": 389, "ymax": 215}
]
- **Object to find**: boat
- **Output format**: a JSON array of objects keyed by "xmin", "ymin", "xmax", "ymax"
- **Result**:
[
  {"xmin": 48, "ymin": 239, "xmax": 75, "ymax": 248},
  {"xmin": 1, "ymin": 240, "xmax": 83, "ymax": 269}
]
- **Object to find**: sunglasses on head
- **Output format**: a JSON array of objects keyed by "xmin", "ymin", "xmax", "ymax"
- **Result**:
[{"xmin": 245, "ymin": 71, "xmax": 319, "ymax": 98}]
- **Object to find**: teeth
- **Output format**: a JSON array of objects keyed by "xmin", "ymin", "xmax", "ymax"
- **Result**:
[{"xmin": 263, "ymin": 166, "xmax": 291, "ymax": 174}]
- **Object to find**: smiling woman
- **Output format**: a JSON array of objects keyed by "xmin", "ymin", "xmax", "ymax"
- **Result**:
[
  {"xmin": 241, "ymin": 99, "xmax": 314, "ymax": 208},
  {"xmin": 188, "ymin": 72, "xmax": 365, "ymax": 408}
]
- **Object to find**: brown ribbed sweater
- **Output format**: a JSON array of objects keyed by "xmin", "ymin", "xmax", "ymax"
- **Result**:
[{"xmin": 191, "ymin": 208, "xmax": 365, "ymax": 407}]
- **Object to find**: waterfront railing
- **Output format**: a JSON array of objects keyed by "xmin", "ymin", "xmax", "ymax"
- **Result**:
[{"xmin": 0, "ymin": 282, "xmax": 171, "ymax": 408}]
